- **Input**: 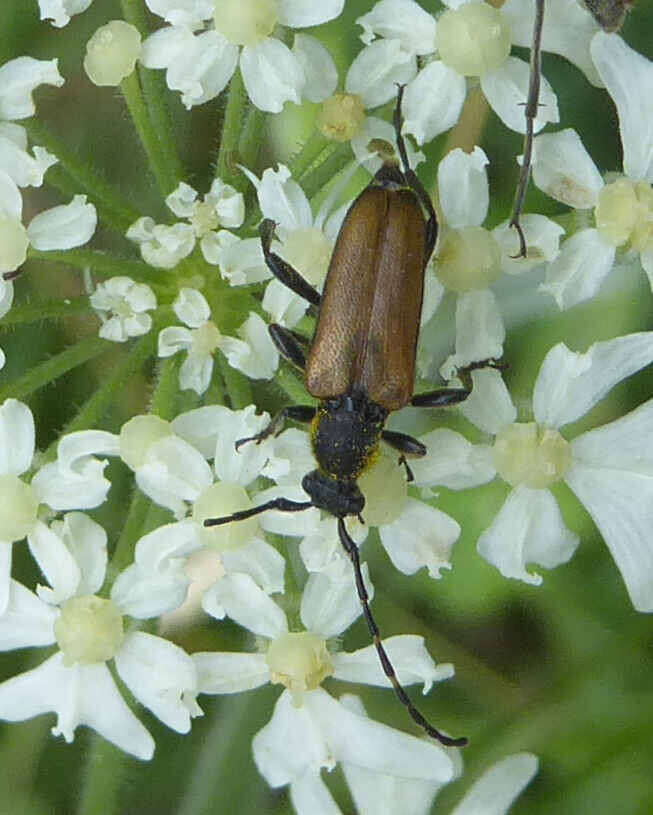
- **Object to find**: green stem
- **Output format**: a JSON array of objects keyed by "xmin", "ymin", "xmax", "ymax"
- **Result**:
[
  {"xmin": 298, "ymin": 143, "xmax": 352, "ymax": 201},
  {"xmin": 76, "ymin": 735, "xmax": 135, "ymax": 815},
  {"xmin": 217, "ymin": 355, "xmax": 253, "ymax": 409},
  {"xmin": 215, "ymin": 70, "xmax": 247, "ymax": 189},
  {"xmin": 105, "ymin": 489, "xmax": 151, "ymax": 583},
  {"xmin": 0, "ymin": 336, "xmax": 110, "ymax": 401},
  {"xmin": 23, "ymin": 119, "xmax": 140, "ymax": 232},
  {"xmin": 0, "ymin": 298, "xmax": 90, "ymax": 326},
  {"xmin": 120, "ymin": 71, "xmax": 176, "ymax": 197},
  {"xmin": 149, "ymin": 356, "xmax": 181, "ymax": 420},
  {"xmin": 120, "ymin": 0, "xmax": 184, "ymax": 184},
  {"xmin": 238, "ymin": 105, "xmax": 266, "ymax": 175},
  {"xmin": 28, "ymin": 248, "xmax": 164, "ymax": 286},
  {"xmin": 290, "ymin": 130, "xmax": 331, "ymax": 180}
]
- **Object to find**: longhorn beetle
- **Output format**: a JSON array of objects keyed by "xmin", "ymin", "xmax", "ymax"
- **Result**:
[{"xmin": 205, "ymin": 87, "xmax": 494, "ymax": 748}]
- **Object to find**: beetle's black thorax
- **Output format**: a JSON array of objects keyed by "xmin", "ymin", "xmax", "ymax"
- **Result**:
[{"xmin": 310, "ymin": 389, "xmax": 387, "ymax": 482}]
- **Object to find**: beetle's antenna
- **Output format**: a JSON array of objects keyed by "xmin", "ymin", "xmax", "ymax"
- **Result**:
[
  {"xmin": 336, "ymin": 518, "xmax": 467, "ymax": 748},
  {"xmin": 204, "ymin": 497, "xmax": 313, "ymax": 527}
]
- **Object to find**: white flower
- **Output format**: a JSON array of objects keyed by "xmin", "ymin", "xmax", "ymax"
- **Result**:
[
  {"xmin": 89, "ymin": 276, "xmax": 157, "ymax": 342},
  {"xmin": 193, "ymin": 562, "xmax": 456, "ymax": 791},
  {"xmin": 0, "ymin": 512, "xmax": 202, "ymax": 759},
  {"xmin": 0, "ymin": 178, "xmax": 96, "ymax": 276},
  {"xmin": 0, "ymin": 272, "xmax": 14, "ymax": 370},
  {"xmin": 0, "ymin": 56, "xmax": 64, "ymax": 120},
  {"xmin": 38, "ymin": 0, "xmax": 93, "ymax": 28},
  {"xmin": 140, "ymin": 1, "xmax": 342, "ymax": 112},
  {"xmin": 0, "ymin": 400, "xmax": 116, "ymax": 615},
  {"xmin": 84, "ymin": 20, "xmax": 142, "ymax": 86},
  {"xmin": 354, "ymin": 0, "xmax": 565, "ymax": 145},
  {"xmin": 158, "ymin": 288, "xmax": 279, "ymax": 394},
  {"xmin": 529, "ymin": 34, "xmax": 653, "ymax": 309},
  {"xmin": 412, "ymin": 333, "xmax": 653, "ymax": 612},
  {"xmin": 126, "ymin": 216, "xmax": 195, "ymax": 269},
  {"xmin": 419, "ymin": 147, "xmax": 563, "ymax": 379}
]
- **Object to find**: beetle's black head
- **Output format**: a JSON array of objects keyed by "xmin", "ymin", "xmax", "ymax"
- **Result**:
[{"xmin": 302, "ymin": 469, "xmax": 364, "ymax": 519}]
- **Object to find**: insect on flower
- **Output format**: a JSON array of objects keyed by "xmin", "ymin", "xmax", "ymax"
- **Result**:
[{"xmin": 204, "ymin": 87, "xmax": 500, "ymax": 747}]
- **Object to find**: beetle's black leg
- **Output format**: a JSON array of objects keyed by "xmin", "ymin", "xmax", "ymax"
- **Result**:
[
  {"xmin": 509, "ymin": 0, "xmax": 545, "ymax": 258},
  {"xmin": 412, "ymin": 358, "xmax": 506, "ymax": 408},
  {"xmin": 235, "ymin": 404, "xmax": 316, "ymax": 450},
  {"xmin": 381, "ymin": 429, "xmax": 427, "ymax": 482},
  {"xmin": 260, "ymin": 219, "xmax": 321, "ymax": 307},
  {"xmin": 204, "ymin": 497, "xmax": 313, "ymax": 527},
  {"xmin": 394, "ymin": 85, "xmax": 438, "ymax": 260},
  {"xmin": 337, "ymin": 517, "xmax": 467, "ymax": 748},
  {"xmin": 269, "ymin": 323, "xmax": 308, "ymax": 370}
]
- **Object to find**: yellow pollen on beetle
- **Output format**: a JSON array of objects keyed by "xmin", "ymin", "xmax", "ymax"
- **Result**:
[
  {"xmin": 316, "ymin": 93, "xmax": 366, "ymax": 142},
  {"xmin": 54, "ymin": 595, "xmax": 124, "ymax": 666},
  {"xmin": 435, "ymin": 226, "xmax": 502, "ymax": 292},
  {"xmin": 436, "ymin": 4, "xmax": 511, "ymax": 77},
  {"xmin": 266, "ymin": 631, "xmax": 333, "ymax": 701},
  {"xmin": 493, "ymin": 422, "xmax": 572, "ymax": 489},
  {"xmin": 214, "ymin": 0, "xmax": 277, "ymax": 47}
]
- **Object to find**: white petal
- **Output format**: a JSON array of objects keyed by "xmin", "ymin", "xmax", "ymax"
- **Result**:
[
  {"xmin": 38, "ymin": 0, "xmax": 93, "ymax": 27},
  {"xmin": 0, "ymin": 654, "xmax": 154, "ymax": 759},
  {"xmin": 494, "ymin": 214, "xmax": 565, "ymax": 274},
  {"xmin": 266, "ymin": 427, "xmax": 315, "ymax": 487},
  {"xmin": 304, "ymin": 689, "xmax": 455, "ymax": 782},
  {"xmin": 221, "ymin": 538, "xmax": 285, "ymax": 595},
  {"xmin": 540, "ymin": 228, "xmax": 615, "ymax": 310},
  {"xmin": 481, "ymin": 57, "xmax": 559, "ymax": 134},
  {"xmin": 290, "ymin": 773, "xmax": 342, "ymax": 815},
  {"xmin": 158, "ymin": 325, "xmax": 193, "ymax": 357},
  {"xmin": 442, "ymin": 290, "xmax": 505, "ymax": 375},
  {"xmin": 403, "ymin": 62, "xmax": 466, "ymax": 145},
  {"xmin": 379, "ymin": 498, "xmax": 460, "ymax": 578},
  {"xmin": 256, "ymin": 484, "xmax": 321, "ymax": 537},
  {"xmin": 333, "ymin": 635, "xmax": 453, "ymax": 692},
  {"xmin": 450, "ymin": 752, "xmax": 538, "ymax": 815},
  {"xmin": 253, "ymin": 689, "xmax": 335, "ymax": 786},
  {"xmin": 179, "ymin": 351, "xmax": 213, "ymax": 395},
  {"xmin": 30, "ymin": 457, "xmax": 112, "ymax": 511},
  {"xmin": 165, "ymin": 181, "xmax": 197, "ymax": 217},
  {"xmin": 0, "ymin": 398, "xmax": 34, "ymax": 475},
  {"xmin": 115, "ymin": 632, "xmax": 201, "ymax": 733},
  {"xmin": 173, "ymin": 287, "xmax": 210, "ymax": 328},
  {"xmin": 0, "ymin": 579, "xmax": 56, "ymax": 649},
  {"xmin": 344, "ymin": 759, "xmax": 443, "ymax": 815},
  {"xmin": 530, "ymin": 129, "xmax": 604, "ymax": 209},
  {"xmin": 57, "ymin": 429, "xmax": 121, "ymax": 469},
  {"xmin": 136, "ymin": 435, "xmax": 213, "ymax": 517},
  {"xmin": 193, "ymin": 651, "xmax": 270, "ymax": 693},
  {"xmin": 165, "ymin": 30, "xmax": 238, "ymax": 109},
  {"xmin": 292, "ymin": 34, "xmax": 337, "ymax": 103},
  {"xmin": 0, "ymin": 57, "xmax": 64, "ymax": 120},
  {"xmin": 54, "ymin": 512, "xmax": 108, "ymax": 596},
  {"xmin": 247, "ymin": 163, "xmax": 313, "ymax": 232},
  {"xmin": 533, "ymin": 332, "xmax": 653, "ymax": 428},
  {"xmin": 0, "ymin": 169, "xmax": 22, "ymax": 219},
  {"xmin": 214, "ymin": 233, "xmax": 270, "ymax": 285},
  {"xmin": 356, "ymin": 0, "xmax": 437, "ymax": 55},
  {"xmin": 202, "ymin": 573, "xmax": 288, "ymax": 638},
  {"xmin": 501, "ymin": 0, "xmax": 601, "ymax": 86},
  {"xmin": 240, "ymin": 40, "xmax": 305, "ymax": 113},
  {"xmin": 144, "ymin": 0, "xmax": 213, "ymax": 27},
  {"xmin": 350, "ymin": 115, "xmax": 424, "ymax": 175},
  {"xmin": 140, "ymin": 25, "xmax": 197, "ymax": 69},
  {"xmin": 411, "ymin": 428, "xmax": 496, "ymax": 489},
  {"xmin": 212, "ymin": 404, "xmax": 276, "ymax": 486},
  {"xmin": 0, "ymin": 544, "xmax": 11, "ymax": 616},
  {"xmin": 477, "ymin": 486, "xmax": 579, "ymax": 584},
  {"xmin": 171, "ymin": 405, "xmax": 223, "ymax": 458},
  {"xmin": 0, "ymin": 133, "xmax": 57, "ymax": 188},
  {"xmin": 459, "ymin": 368, "xmax": 517, "ymax": 435},
  {"xmin": 300, "ymin": 558, "xmax": 370, "ymax": 638},
  {"xmin": 438, "ymin": 147, "xmax": 489, "ymax": 228},
  {"xmin": 27, "ymin": 520, "xmax": 82, "ymax": 606},
  {"xmin": 222, "ymin": 312, "xmax": 279, "ymax": 380},
  {"xmin": 345, "ymin": 40, "xmax": 417, "ymax": 109},
  {"xmin": 591, "ymin": 32, "xmax": 653, "ymax": 182},
  {"xmin": 276, "ymin": 0, "xmax": 344, "ymax": 28},
  {"xmin": 27, "ymin": 195, "xmax": 96, "ymax": 249},
  {"xmin": 262, "ymin": 278, "xmax": 309, "ymax": 328}
]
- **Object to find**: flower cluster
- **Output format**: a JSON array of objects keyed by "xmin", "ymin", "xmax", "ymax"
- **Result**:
[{"xmin": 0, "ymin": 0, "xmax": 652, "ymax": 812}]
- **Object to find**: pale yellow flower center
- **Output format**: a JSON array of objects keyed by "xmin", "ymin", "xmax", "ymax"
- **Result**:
[
  {"xmin": 595, "ymin": 178, "xmax": 653, "ymax": 252},
  {"xmin": 83, "ymin": 20, "xmax": 141, "ymax": 86},
  {"xmin": 190, "ymin": 201, "xmax": 220, "ymax": 237},
  {"xmin": 214, "ymin": 0, "xmax": 277, "ymax": 47},
  {"xmin": 435, "ymin": 226, "xmax": 502, "ymax": 292},
  {"xmin": 54, "ymin": 595, "xmax": 124, "ymax": 666},
  {"xmin": 0, "ymin": 475, "xmax": 39, "ymax": 541},
  {"xmin": 436, "ymin": 4, "xmax": 511, "ymax": 77},
  {"xmin": 191, "ymin": 321, "xmax": 222, "ymax": 356},
  {"xmin": 316, "ymin": 93, "xmax": 366, "ymax": 142},
  {"xmin": 119, "ymin": 414, "xmax": 172, "ymax": 469},
  {"xmin": 493, "ymin": 422, "xmax": 571, "ymax": 489},
  {"xmin": 266, "ymin": 631, "xmax": 333, "ymax": 700}
]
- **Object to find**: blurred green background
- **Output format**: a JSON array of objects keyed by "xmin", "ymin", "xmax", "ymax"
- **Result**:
[{"xmin": 1, "ymin": 1, "xmax": 653, "ymax": 813}]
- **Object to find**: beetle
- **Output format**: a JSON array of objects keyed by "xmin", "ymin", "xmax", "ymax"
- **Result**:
[{"xmin": 205, "ymin": 87, "xmax": 493, "ymax": 747}]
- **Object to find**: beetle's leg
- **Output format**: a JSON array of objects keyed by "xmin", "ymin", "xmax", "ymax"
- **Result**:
[
  {"xmin": 337, "ymin": 517, "xmax": 467, "ymax": 748},
  {"xmin": 381, "ymin": 429, "xmax": 427, "ymax": 482},
  {"xmin": 393, "ymin": 85, "xmax": 438, "ymax": 260},
  {"xmin": 204, "ymin": 497, "xmax": 313, "ymax": 527},
  {"xmin": 412, "ymin": 358, "xmax": 506, "ymax": 408},
  {"xmin": 509, "ymin": 0, "xmax": 545, "ymax": 258},
  {"xmin": 260, "ymin": 219, "xmax": 321, "ymax": 307},
  {"xmin": 269, "ymin": 323, "xmax": 307, "ymax": 370},
  {"xmin": 235, "ymin": 404, "xmax": 316, "ymax": 450}
]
